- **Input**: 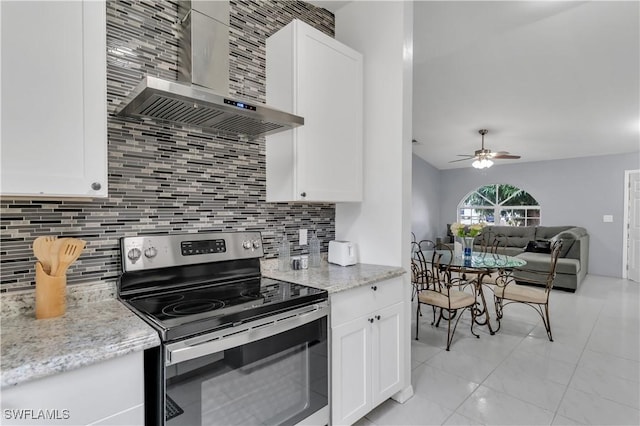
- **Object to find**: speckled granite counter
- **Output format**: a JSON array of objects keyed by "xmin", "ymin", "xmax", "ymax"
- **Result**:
[
  {"xmin": 1, "ymin": 281, "xmax": 160, "ymax": 388},
  {"xmin": 261, "ymin": 259, "xmax": 405, "ymax": 293}
]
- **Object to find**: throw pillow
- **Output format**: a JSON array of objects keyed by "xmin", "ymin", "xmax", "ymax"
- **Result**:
[{"xmin": 524, "ymin": 240, "xmax": 552, "ymax": 254}]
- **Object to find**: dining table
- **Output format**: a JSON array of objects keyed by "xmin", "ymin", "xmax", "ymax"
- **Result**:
[{"xmin": 428, "ymin": 250, "xmax": 527, "ymax": 334}]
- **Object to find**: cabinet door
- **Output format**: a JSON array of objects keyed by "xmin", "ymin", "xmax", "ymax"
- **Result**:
[
  {"xmin": 295, "ymin": 23, "xmax": 363, "ymax": 202},
  {"xmin": 1, "ymin": 352, "xmax": 144, "ymax": 425},
  {"xmin": 372, "ymin": 302, "xmax": 404, "ymax": 405},
  {"xmin": 266, "ymin": 19, "xmax": 363, "ymax": 203},
  {"xmin": 0, "ymin": 1, "xmax": 107, "ymax": 198},
  {"xmin": 331, "ymin": 316, "xmax": 372, "ymax": 425}
]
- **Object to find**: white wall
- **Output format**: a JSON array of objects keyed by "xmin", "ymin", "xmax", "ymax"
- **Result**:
[
  {"xmin": 411, "ymin": 154, "xmax": 441, "ymax": 241},
  {"xmin": 431, "ymin": 152, "xmax": 640, "ymax": 278},
  {"xmin": 334, "ymin": 2, "xmax": 412, "ymax": 267},
  {"xmin": 334, "ymin": 0, "xmax": 414, "ymax": 404}
]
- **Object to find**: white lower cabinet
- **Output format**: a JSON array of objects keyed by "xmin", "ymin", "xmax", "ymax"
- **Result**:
[
  {"xmin": 330, "ymin": 278, "xmax": 404, "ymax": 425},
  {"xmin": 0, "ymin": 352, "xmax": 144, "ymax": 426}
]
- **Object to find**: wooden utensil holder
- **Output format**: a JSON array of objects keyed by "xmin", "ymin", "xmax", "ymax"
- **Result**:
[{"xmin": 35, "ymin": 262, "xmax": 66, "ymax": 319}]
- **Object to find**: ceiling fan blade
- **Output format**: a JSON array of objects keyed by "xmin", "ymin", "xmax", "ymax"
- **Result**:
[
  {"xmin": 455, "ymin": 154, "xmax": 475, "ymax": 157},
  {"xmin": 492, "ymin": 154, "xmax": 521, "ymax": 159},
  {"xmin": 448, "ymin": 157, "xmax": 476, "ymax": 163}
]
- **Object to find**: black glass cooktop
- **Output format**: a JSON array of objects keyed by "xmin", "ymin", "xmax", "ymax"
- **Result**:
[{"xmin": 123, "ymin": 277, "xmax": 327, "ymax": 341}]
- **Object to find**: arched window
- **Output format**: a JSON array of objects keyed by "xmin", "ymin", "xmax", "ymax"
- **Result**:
[{"xmin": 457, "ymin": 184, "xmax": 541, "ymax": 226}]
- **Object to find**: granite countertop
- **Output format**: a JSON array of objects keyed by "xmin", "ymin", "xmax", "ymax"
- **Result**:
[
  {"xmin": 1, "ymin": 281, "xmax": 160, "ymax": 388},
  {"xmin": 261, "ymin": 259, "xmax": 406, "ymax": 293},
  {"xmin": 1, "ymin": 261, "xmax": 404, "ymax": 388}
]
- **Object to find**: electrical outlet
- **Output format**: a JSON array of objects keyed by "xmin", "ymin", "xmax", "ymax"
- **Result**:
[
  {"xmin": 603, "ymin": 215, "xmax": 613, "ymax": 223},
  {"xmin": 299, "ymin": 229, "xmax": 308, "ymax": 245}
]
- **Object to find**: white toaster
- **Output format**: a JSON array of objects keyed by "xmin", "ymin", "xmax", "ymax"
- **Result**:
[{"xmin": 328, "ymin": 240, "xmax": 357, "ymax": 266}]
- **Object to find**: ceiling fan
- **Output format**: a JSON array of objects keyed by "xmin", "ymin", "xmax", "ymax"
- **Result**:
[{"xmin": 450, "ymin": 129, "xmax": 521, "ymax": 169}]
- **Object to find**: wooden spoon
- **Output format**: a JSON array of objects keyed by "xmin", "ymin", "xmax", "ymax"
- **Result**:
[
  {"xmin": 49, "ymin": 238, "xmax": 69, "ymax": 277},
  {"xmin": 33, "ymin": 236, "xmax": 57, "ymax": 274},
  {"xmin": 53, "ymin": 239, "xmax": 86, "ymax": 277}
]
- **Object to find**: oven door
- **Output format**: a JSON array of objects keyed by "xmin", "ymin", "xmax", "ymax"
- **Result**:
[{"xmin": 162, "ymin": 302, "xmax": 329, "ymax": 426}]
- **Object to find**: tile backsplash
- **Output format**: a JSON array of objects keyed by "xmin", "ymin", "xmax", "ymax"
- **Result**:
[{"xmin": 0, "ymin": 0, "xmax": 336, "ymax": 291}]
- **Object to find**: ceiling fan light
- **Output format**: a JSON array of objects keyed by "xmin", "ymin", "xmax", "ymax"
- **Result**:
[{"xmin": 472, "ymin": 158, "xmax": 493, "ymax": 169}]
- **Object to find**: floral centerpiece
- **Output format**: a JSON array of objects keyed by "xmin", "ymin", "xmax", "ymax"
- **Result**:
[
  {"xmin": 450, "ymin": 222, "xmax": 485, "ymax": 260},
  {"xmin": 450, "ymin": 222, "xmax": 485, "ymax": 238}
]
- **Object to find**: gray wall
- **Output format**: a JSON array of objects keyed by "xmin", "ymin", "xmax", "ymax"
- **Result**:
[
  {"xmin": 0, "ymin": 1, "xmax": 336, "ymax": 292},
  {"xmin": 429, "ymin": 152, "xmax": 639, "ymax": 278},
  {"xmin": 411, "ymin": 154, "xmax": 441, "ymax": 242}
]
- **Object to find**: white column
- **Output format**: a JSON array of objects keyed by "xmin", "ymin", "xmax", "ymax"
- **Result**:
[{"xmin": 334, "ymin": 0, "xmax": 414, "ymax": 403}]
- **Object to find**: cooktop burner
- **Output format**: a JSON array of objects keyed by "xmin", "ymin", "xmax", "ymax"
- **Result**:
[{"xmin": 161, "ymin": 299, "xmax": 225, "ymax": 317}]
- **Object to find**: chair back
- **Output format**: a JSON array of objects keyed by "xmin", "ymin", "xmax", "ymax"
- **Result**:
[
  {"xmin": 417, "ymin": 240, "xmax": 454, "ymax": 293},
  {"xmin": 411, "ymin": 241, "xmax": 431, "ymax": 292},
  {"xmin": 476, "ymin": 231, "xmax": 508, "ymax": 255},
  {"xmin": 545, "ymin": 240, "xmax": 563, "ymax": 292}
]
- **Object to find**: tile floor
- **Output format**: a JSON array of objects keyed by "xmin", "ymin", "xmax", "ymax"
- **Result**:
[{"xmin": 356, "ymin": 275, "xmax": 640, "ymax": 425}]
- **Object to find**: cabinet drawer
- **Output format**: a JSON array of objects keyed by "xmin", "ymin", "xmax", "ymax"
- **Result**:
[{"xmin": 330, "ymin": 277, "xmax": 403, "ymax": 326}]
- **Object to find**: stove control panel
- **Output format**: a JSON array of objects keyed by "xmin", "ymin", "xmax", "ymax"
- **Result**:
[
  {"xmin": 181, "ymin": 239, "xmax": 226, "ymax": 256},
  {"xmin": 120, "ymin": 231, "xmax": 264, "ymax": 272}
]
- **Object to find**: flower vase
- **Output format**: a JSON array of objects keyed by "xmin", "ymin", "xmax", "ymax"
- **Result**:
[
  {"xmin": 463, "ymin": 237, "xmax": 474, "ymax": 265},
  {"xmin": 454, "ymin": 237, "xmax": 463, "ymax": 258}
]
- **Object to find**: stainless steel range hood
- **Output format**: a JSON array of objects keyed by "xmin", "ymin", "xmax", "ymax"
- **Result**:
[{"xmin": 116, "ymin": 1, "xmax": 303, "ymax": 139}]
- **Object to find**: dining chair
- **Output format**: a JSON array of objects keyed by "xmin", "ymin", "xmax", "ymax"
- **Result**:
[
  {"xmin": 411, "ymin": 240, "xmax": 435, "ymax": 302},
  {"xmin": 478, "ymin": 233, "xmax": 509, "ymax": 284},
  {"xmin": 414, "ymin": 240, "xmax": 479, "ymax": 351},
  {"xmin": 411, "ymin": 243, "xmax": 424, "ymax": 302},
  {"xmin": 493, "ymin": 240, "xmax": 563, "ymax": 341}
]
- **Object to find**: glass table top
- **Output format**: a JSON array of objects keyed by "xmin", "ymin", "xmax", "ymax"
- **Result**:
[{"xmin": 425, "ymin": 250, "xmax": 527, "ymax": 270}]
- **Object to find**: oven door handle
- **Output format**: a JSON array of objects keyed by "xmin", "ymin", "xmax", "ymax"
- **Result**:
[{"xmin": 166, "ymin": 302, "xmax": 328, "ymax": 365}]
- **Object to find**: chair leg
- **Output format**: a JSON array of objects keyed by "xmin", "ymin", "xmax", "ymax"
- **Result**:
[
  {"xmin": 445, "ymin": 306, "xmax": 477, "ymax": 350},
  {"xmin": 542, "ymin": 303, "xmax": 553, "ymax": 342},
  {"xmin": 493, "ymin": 295, "xmax": 503, "ymax": 333},
  {"xmin": 415, "ymin": 303, "xmax": 420, "ymax": 340},
  {"xmin": 445, "ymin": 309, "xmax": 453, "ymax": 351},
  {"xmin": 469, "ymin": 302, "xmax": 479, "ymax": 339}
]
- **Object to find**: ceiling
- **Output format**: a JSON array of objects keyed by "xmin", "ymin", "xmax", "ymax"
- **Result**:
[{"xmin": 311, "ymin": 1, "xmax": 640, "ymax": 170}]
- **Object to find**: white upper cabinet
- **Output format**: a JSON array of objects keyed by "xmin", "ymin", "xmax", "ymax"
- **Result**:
[
  {"xmin": 1, "ymin": 0, "xmax": 107, "ymax": 198},
  {"xmin": 266, "ymin": 19, "xmax": 363, "ymax": 203}
]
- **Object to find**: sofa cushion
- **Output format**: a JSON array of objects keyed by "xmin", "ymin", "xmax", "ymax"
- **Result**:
[
  {"xmin": 516, "ymin": 252, "xmax": 580, "ymax": 275},
  {"xmin": 498, "ymin": 246, "xmax": 526, "ymax": 257},
  {"xmin": 484, "ymin": 225, "xmax": 535, "ymax": 250},
  {"xmin": 535, "ymin": 226, "xmax": 573, "ymax": 240},
  {"xmin": 550, "ymin": 232, "xmax": 576, "ymax": 257}
]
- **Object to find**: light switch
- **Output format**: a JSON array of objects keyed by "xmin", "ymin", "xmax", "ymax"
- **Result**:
[
  {"xmin": 603, "ymin": 215, "xmax": 613, "ymax": 223},
  {"xmin": 299, "ymin": 229, "xmax": 308, "ymax": 245}
]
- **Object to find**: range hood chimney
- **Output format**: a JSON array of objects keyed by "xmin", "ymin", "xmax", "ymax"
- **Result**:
[{"xmin": 116, "ymin": 1, "xmax": 303, "ymax": 139}]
